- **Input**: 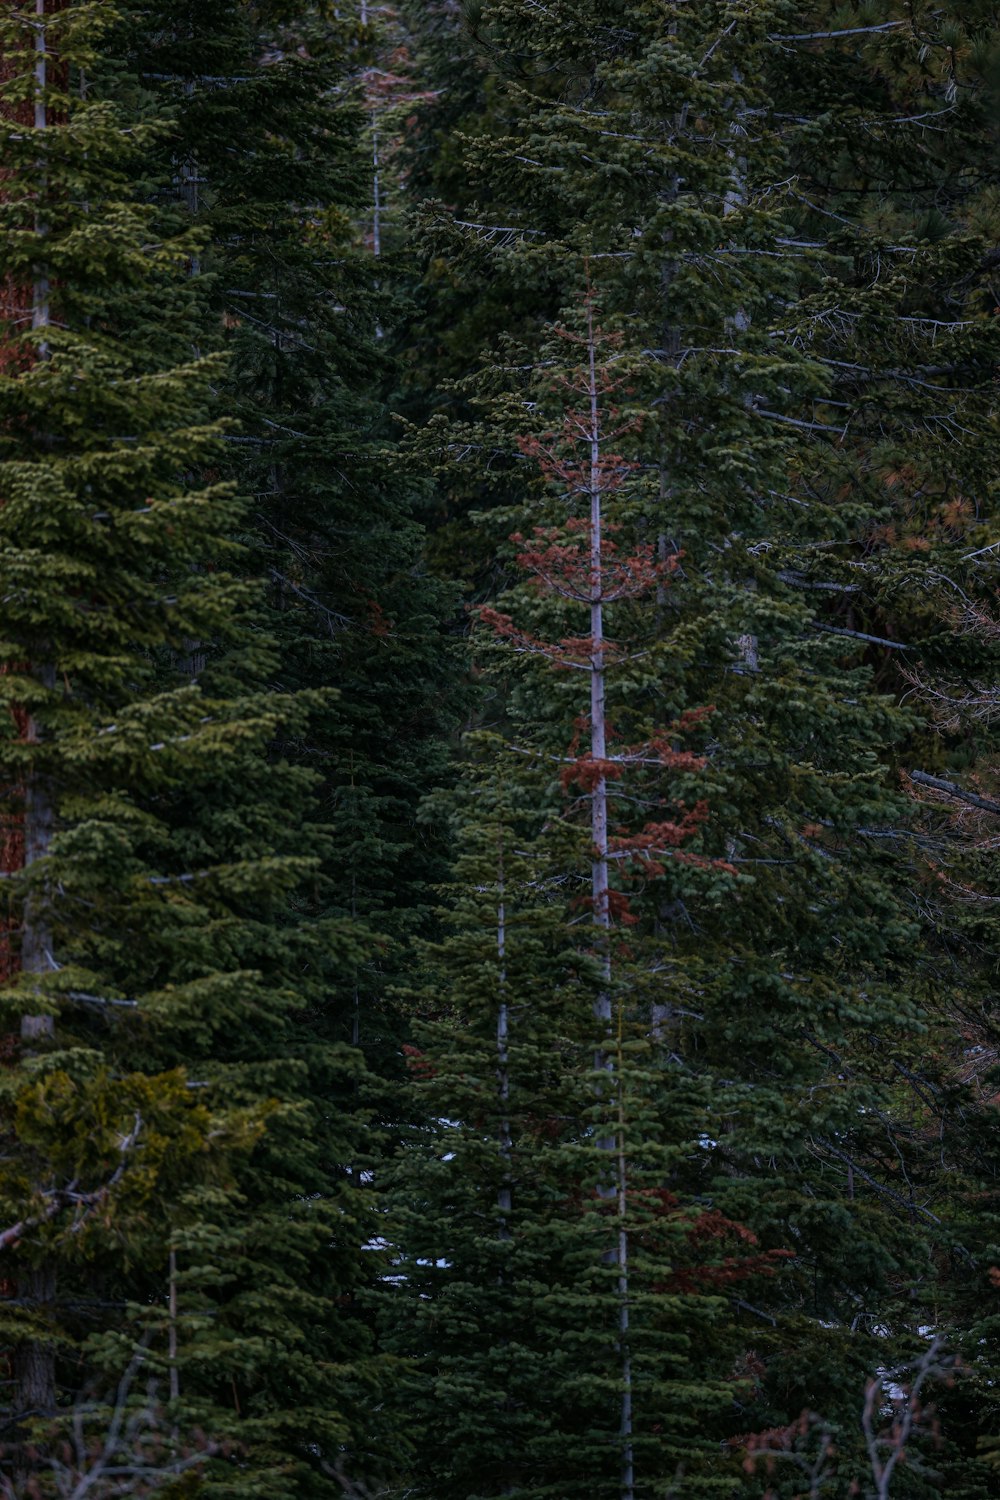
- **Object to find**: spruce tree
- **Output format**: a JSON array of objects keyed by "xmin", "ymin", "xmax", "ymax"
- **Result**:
[
  {"xmin": 765, "ymin": 6, "xmax": 1000, "ymax": 1489},
  {"xmin": 78, "ymin": 2, "xmax": 463, "ymax": 1490}
]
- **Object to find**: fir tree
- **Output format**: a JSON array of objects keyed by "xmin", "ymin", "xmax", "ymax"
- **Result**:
[
  {"xmin": 385, "ymin": 304, "xmax": 799, "ymax": 1499},
  {"xmin": 77, "ymin": 2, "xmax": 463, "ymax": 1489},
  {"xmin": 0, "ymin": 5, "xmax": 392, "ymax": 1495},
  {"xmin": 386, "ymin": 0, "xmax": 995, "ymax": 1483},
  {"xmin": 764, "ymin": 7, "xmax": 1000, "ymax": 1488},
  {"xmin": 100, "ymin": 0, "xmax": 463, "ymax": 1079}
]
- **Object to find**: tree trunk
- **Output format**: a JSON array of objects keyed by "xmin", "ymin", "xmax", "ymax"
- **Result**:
[
  {"xmin": 496, "ymin": 837, "xmax": 511, "ymax": 1232},
  {"xmin": 584, "ymin": 297, "xmax": 633, "ymax": 1500},
  {"xmin": 168, "ymin": 1249, "xmax": 180, "ymax": 1407},
  {"xmin": 20, "ymin": 752, "xmax": 54, "ymax": 1040},
  {"xmin": 14, "ymin": 9, "xmax": 57, "ymax": 1436},
  {"xmin": 13, "ymin": 1263, "xmax": 55, "ymax": 1418}
]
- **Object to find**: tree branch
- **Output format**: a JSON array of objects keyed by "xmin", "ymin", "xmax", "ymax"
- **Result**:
[
  {"xmin": 908, "ymin": 769, "xmax": 1000, "ymax": 817},
  {"xmin": 812, "ymin": 624, "xmax": 910, "ymax": 649},
  {"xmin": 770, "ymin": 22, "xmax": 904, "ymax": 42},
  {"xmin": 0, "ymin": 1115, "xmax": 143, "ymax": 1252},
  {"xmin": 863, "ymin": 1337, "xmax": 949, "ymax": 1500}
]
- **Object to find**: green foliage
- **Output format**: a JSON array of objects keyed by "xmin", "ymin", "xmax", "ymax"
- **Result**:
[
  {"xmin": 2, "ymin": 0, "xmax": 1000, "ymax": 1495},
  {"xmin": 0, "ymin": 2, "xmax": 437, "ymax": 1495},
  {"xmin": 381, "ymin": 0, "xmax": 1000, "ymax": 1494}
]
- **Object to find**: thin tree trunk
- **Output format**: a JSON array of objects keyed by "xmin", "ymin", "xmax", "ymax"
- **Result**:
[
  {"xmin": 723, "ymin": 70, "xmax": 758, "ymax": 679},
  {"xmin": 20, "ymin": 718, "xmax": 54, "ymax": 1038},
  {"xmin": 584, "ymin": 295, "xmax": 633, "ymax": 1500},
  {"xmin": 13, "ymin": 1263, "xmax": 55, "ymax": 1419},
  {"xmin": 360, "ymin": 0, "xmax": 383, "ymax": 339},
  {"xmin": 168, "ymin": 1249, "xmax": 180, "ymax": 1406},
  {"xmin": 371, "ymin": 115, "xmax": 381, "ymax": 261},
  {"xmin": 22, "ymin": 0, "xmax": 54, "ymax": 1042},
  {"xmin": 370, "ymin": 113, "xmax": 383, "ymax": 342},
  {"xmin": 15, "ymin": 10, "xmax": 57, "ymax": 1437},
  {"xmin": 31, "ymin": 0, "xmax": 49, "ymax": 357},
  {"xmin": 495, "ymin": 828, "xmax": 515, "ymax": 1495},
  {"xmin": 616, "ymin": 1011, "xmax": 633, "ymax": 1500},
  {"xmin": 178, "ymin": 68, "xmax": 199, "ymax": 277},
  {"xmin": 588, "ymin": 310, "xmax": 610, "ymax": 989},
  {"xmin": 351, "ymin": 870, "xmax": 360, "ymax": 1049},
  {"xmin": 496, "ymin": 838, "xmax": 511, "ymax": 1234}
]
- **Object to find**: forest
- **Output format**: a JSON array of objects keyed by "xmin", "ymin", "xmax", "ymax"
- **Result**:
[{"xmin": 0, "ymin": 0, "xmax": 998, "ymax": 1495}]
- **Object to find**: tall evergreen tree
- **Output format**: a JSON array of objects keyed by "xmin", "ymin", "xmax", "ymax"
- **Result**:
[
  {"xmin": 385, "ymin": 304, "xmax": 806, "ymax": 1497},
  {"xmin": 78, "ymin": 2, "xmax": 463, "ymax": 1490},
  {"xmin": 99, "ymin": 0, "xmax": 463, "ymax": 1082},
  {"xmin": 0, "ymin": 5, "xmax": 398, "ymax": 1495},
  {"xmin": 384, "ymin": 0, "xmax": 1000, "ymax": 1490},
  {"xmin": 766, "ymin": 6, "xmax": 1000, "ymax": 1487}
]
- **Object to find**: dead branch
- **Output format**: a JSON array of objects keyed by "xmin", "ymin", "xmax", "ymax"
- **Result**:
[
  {"xmin": 0, "ymin": 1344, "xmax": 217, "ymax": 1498},
  {"xmin": 908, "ymin": 770, "xmax": 1000, "ymax": 818},
  {"xmin": 0, "ymin": 1114, "xmax": 143, "ymax": 1252},
  {"xmin": 863, "ymin": 1337, "xmax": 952, "ymax": 1500}
]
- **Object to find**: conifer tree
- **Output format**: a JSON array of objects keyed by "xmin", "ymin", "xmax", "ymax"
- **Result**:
[
  {"xmin": 765, "ymin": 7, "xmax": 1000, "ymax": 1486},
  {"xmin": 387, "ymin": 0, "xmax": 998, "ymax": 1482},
  {"xmin": 0, "ymin": 5, "xmax": 394, "ymax": 1495},
  {"xmin": 385, "ymin": 304, "xmax": 800, "ymax": 1499},
  {"xmin": 100, "ymin": 0, "xmax": 462, "ymax": 1081},
  {"xmin": 65, "ymin": 3, "xmax": 461, "ymax": 1489}
]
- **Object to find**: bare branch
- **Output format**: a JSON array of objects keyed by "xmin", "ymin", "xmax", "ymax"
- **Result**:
[
  {"xmin": 0, "ymin": 1115, "xmax": 143, "ymax": 1252},
  {"xmin": 908, "ymin": 770, "xmax": 1000, "ymax": 818},
  {"xmin": 778, "ymin": 571, "xmax": 860, "ymax": 594},
  {"xmin": 863, "ymin": 1337, "xmax": 951, "ymax": 1500},
  {"xmin": 813, "ymin": 623, "xmax": 910, "ymax": 650},
  {"xmin": 770, "ymin": 21, "xmax": 904, "ymax": 42}
]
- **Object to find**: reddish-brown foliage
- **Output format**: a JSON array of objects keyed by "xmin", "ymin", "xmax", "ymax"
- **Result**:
[
  {"xmin": 623, "ymin": 1188, "xmax": 793, "ymax": 1293},
  {"xmin": 402, "ymin": 1044, "xmax": 437, "ymax": 1080}
]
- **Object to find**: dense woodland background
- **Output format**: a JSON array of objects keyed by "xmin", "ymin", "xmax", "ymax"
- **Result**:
[{"xmin": 0, "ymin": 0, "xmax": 999, "ymax": 1495}]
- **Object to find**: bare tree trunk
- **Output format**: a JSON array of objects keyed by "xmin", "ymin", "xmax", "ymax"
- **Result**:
[
  {"xmin": 20, "ymin": 728, "xmax": 54, "ymax": 1040},
  {"xmin": 31, "ymin": 0, "xmax": 49, "ymax": 356},
  {"xmin": 14, "ymin": 11, "xmax": 57, "ymax": 1439},
  {"xmin": 494, "ymin": 831, "xmax": 515, "ymax": 1497},
  {"xmin": 616, "ymin": 1023, "xmax": 633, "ymax": 1500},
  {"xmin": 168, "ymin": 1246, "xmax": 180, "ymax": 1440},
  {"xmin": 350, "ymin": 869, "xmax": 361, "ymax": 1048},
  {"xmin": 723, "ymin": 70, "xmax": 758, "ymax": 681},
  {"xmin": 588, "ymin": 314, "xmax": 610, "ymax": 991},
  {"xmin": 584, "ymin": 297, "xmax": 633, "ymax": 1500},
  {"xmin": 360, "ymin": 1, "xmax": 384, "ymax": 340},
  {"xmin": 371, "ymin": 116, "xmax": 382, "ymax": 262},
  {"xmin": 496, "ymin": 839, "xmax": 511, "ymax": 1233},
  {"xmin": 22, "ymin": 0, "xmax": 54, "ymax": 1042}
]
